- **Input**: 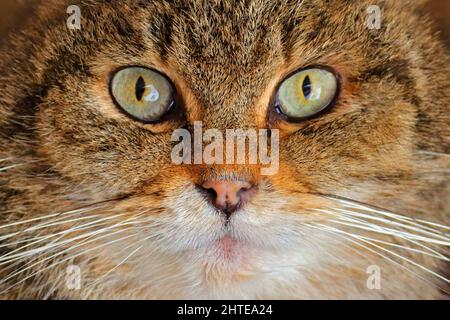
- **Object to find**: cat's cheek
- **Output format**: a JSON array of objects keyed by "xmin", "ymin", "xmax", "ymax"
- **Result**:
[{"xmin": 34, "ymin": 102, "xmax": 173, "ymax": 196}]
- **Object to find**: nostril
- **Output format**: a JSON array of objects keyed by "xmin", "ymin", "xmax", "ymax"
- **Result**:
[
  {"xmin": 198, "ymin": 180, "xmax": 256, "ymax": 218},
  {"xmin": 204, "ymin": 186, "xmax": 217, "ymax": 201},
  {"xmin": 239, "ymin": 183, "xmax": 251, "ymax": 192}
]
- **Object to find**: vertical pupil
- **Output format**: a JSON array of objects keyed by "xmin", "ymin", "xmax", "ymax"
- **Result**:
[
  {"xmin": 302, "ymin": 75, "xmax": 312, "ymax": 99},
  {"xmin": 135, "ymin": 76, "xmax": 146, "ymax": 101}
]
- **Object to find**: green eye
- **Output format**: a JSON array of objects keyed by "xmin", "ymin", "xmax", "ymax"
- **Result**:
[
  {"xmin": 110, "ymin": 67, "xmax": 175, "ymax": 123},
  {"xmin": 275, "ymin": 68, "xmax": 338, "ymax": 120}
]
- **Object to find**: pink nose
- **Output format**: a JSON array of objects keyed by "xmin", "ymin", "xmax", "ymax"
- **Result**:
[{"xmin": 201, "ymin": 180, "xmax": 255, "ymax": 218}]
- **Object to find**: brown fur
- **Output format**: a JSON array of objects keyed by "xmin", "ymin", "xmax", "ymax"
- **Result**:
[{"xmin": 0, "ymin": 0, "xmax": 449, "ymax": 299}]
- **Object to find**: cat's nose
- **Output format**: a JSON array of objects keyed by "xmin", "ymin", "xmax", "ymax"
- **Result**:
[{"xmin": 201, "ymin": 180, "xmax": 256, "ymax": 218}]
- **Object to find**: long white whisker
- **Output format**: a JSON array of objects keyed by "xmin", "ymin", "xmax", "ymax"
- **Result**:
[
  {"xmin": 0, "ymin": 205, "xmax": 103, "ymax": 232},
  {"xmin": 0, "ymin": 164, "xmax": 23, "ymax": 172},
  {"xmin": 329, "ymin": 207, "xmax": 449, "ymax": 238},
  {"xmin": 0, "ymin": 212, "xmax": 152, "ymax": 264},
  {"xmin": 331, "ymin": 227, "xmax": 448, "ymax": 260},
  {"xmin": 0, "ymin": 217, "xmax": 152, "ymax": 277},
  {"xmin": 0, "ymin": 212, "xmax": 133, "ymax": 262},
  {"xmin": 316, "ymin": 208, "xmax": 450, "ymax": 244},
  {"xmin": 23, "ymin": 214, "xmax": 103, "ymax": 232},
  {"xmin": 0, "ymin": 219, "xmax": 144, "ymax": 287},
  {"xmin": 318, "ymin": 208, "xmax": 450, "ymax": 252},
  {"xmin": 314, "ymin": 223, "xmax": 449, "ymax": 283},
  {"xmin": 325, "ymin": 195, "xmax": 450, "ymax": 231},
  {"xmin": 88, "ymin": 244, "xmax": 143, "ymax": 288},
  {"xmin": 0, "ymin": 217, "xmax": 113, "ymax": 250},
  {"xmin": 328, "ymin": 218, "xmax": 450, "ymax": 246},
  {"xmin": 316, "ymin": 207, "xmax": 450, "ymax": 248},
  {"xmin": 303, "ymin": 223, "xmax": 448, "ymax": 294},
  {"xmin": 417, "ymin": 150, "xmax": 450, "ymax": 158},
  {"xmin": 330, "ymin": 210, "xmax": 450, "ymax": 259},
  {"xmin": 0, "ymin": 232, "xmax": 139, "ymax": 295}
]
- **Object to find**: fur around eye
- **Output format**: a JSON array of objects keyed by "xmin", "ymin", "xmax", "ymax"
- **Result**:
[
  {"xmin": 275, "ymin": 68, "xmax": 339, "ymax": 120},
  {"xmin": 110, "ymin": 67, "xmax": 175, "ymax": 123}
]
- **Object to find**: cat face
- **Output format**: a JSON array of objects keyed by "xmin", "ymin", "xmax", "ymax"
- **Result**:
[{"xmin": 0, "ymin": 0, "xmax": 448, "ymax": 299}]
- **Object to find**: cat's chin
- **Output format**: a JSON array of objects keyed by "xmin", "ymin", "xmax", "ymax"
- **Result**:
[
  {"xmin": 207, "ymin": 235, "xmax": 242, "ymax": 261},
  {"xmin": 196, "ymin": 235, "xmax": 258, "ymax": 271},
  {"xmin": 191, "ymin": 230, "xmax": 296, "ymax": 267}
]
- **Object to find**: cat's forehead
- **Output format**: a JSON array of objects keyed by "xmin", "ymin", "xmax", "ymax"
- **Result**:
[
  {"xmin": 143, "ymin": 1, "xmax": 292, "ymax": 109},
  {"xmin": 146, "ymin": 0, "xmax": 289, "ymax": 55},
  {"xmin": 139, "ymin": 0, "xmax": 338, "ymax": 114},
  {"xmin": 141, "ymin": 0, "xmax": 365, "ymax": 63}
]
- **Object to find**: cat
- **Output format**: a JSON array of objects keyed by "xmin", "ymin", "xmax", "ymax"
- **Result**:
[{"xmin": 0, "ymin": 0, "xmax": 449, "ymax": 299}]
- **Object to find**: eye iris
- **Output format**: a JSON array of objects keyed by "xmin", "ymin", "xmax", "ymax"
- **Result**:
[
  {"xmin": 111, "ymin": 67, "xmax": 175, "ymax": 123},
  {"xmin": 276, "ymin": 68, "xmax": 338, "ymax": 120},
  {"xmin": 302, "ymin": 75, "xmax": 312, "ymax": 100},
  {"xmin": 135, "ymin": 76, "xmax": 146, "ymax": 101}
]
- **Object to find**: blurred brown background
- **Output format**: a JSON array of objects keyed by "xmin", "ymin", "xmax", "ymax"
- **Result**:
[
  {"xmin": 0, "ymin": 0, "xmax": 449, "ymax": 47},
  {"xmin": 428, "ymin": 0, "xmax": 450, "ymax": 47}
]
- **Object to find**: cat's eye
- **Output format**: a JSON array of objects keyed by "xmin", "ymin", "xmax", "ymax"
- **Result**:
[
  {"xmin": 110, "ymin": 67, "xmax": 175, "ymax": 123},
  {"xmin": 274, "ymin": 68, "xmax": 339, "ymax": 120}
]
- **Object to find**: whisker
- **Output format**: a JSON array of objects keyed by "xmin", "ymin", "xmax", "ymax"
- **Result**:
[
  {"xmin": 82, "ymin": 230, "xmax": 181, "ymax": 293},
  {"xmin": 0, "ymin": 219, "xmax": 144, "ymax": 287},
  {"xmin": 0, "ymin": 208, "xmax": 102, "ymax": 243},
  {"xmin": 356, "ymin": 236, "xmax": 448, "ymax": 260},
  {"xmin": 0, "ymin": 212, "xmax": 133, "ymax": 263},
  {"xmin": 0, "ymin": 231, "xmax": 139, "ymax": 295},
  {"xmin": 416, "ymin": 170, "xmax": 450, "ymax": 174},
  {"xmin": 325, "ymin": 217, "xmax": 449, "ymax": 260},
  {"xmin": 42, "ymin": 269, "xmax": 65, "ymax": 300},
  {"xmin": 315, "ymin": 207, "xmax": 449, "ymax": 242},
  {"xmin": 0, "ymin": 195, "xmax": 131, "ymax": 232},
  {"xmin": 333, "ymin": 211, "xmax": 449, "ymax": 260},
  {"xmin": 417, "ymin": 150, "xmax": 450, "ymax": 158},
  {"xmin": 88, "ymin": 244, "xmax": 143, "ymax": 289},
  {"xmin": 0, "ymin": 212, "xmax": 152, "ymax": 265},
  {"xmin": 0, "ymin": 206, "xmax": 102, "ymax": 232},
  {"xmin": 303, "ymin": 223, "xmax": 449, "ymax": 294},
  {"xmin": 327, "ymin": 219, "xmax": 450, "ymax": 246},
  {"xmin": 326, "ymin": 209, "xmax": 450, "ymax": 247},
  {"xmin": 332, "ymin": 207, "xmax": 449, "ymax": 238},
  {"xmin": 0, "ymin": 164, "xmax": 23, "ymax": 172},
  {"xmin": 323, "ymin": 194, "xmax": 450, "ymax": 231},
  {"xmin": 314, "ymin": 207, "xmax": 450, "ymax": 251},
  {"xmin": 23, "ymin": 214, "xmax": 103, "ymax": 232},
  {"xmin": 313, "ymin": 223, "xmax": 449, "ymax": 283}
]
